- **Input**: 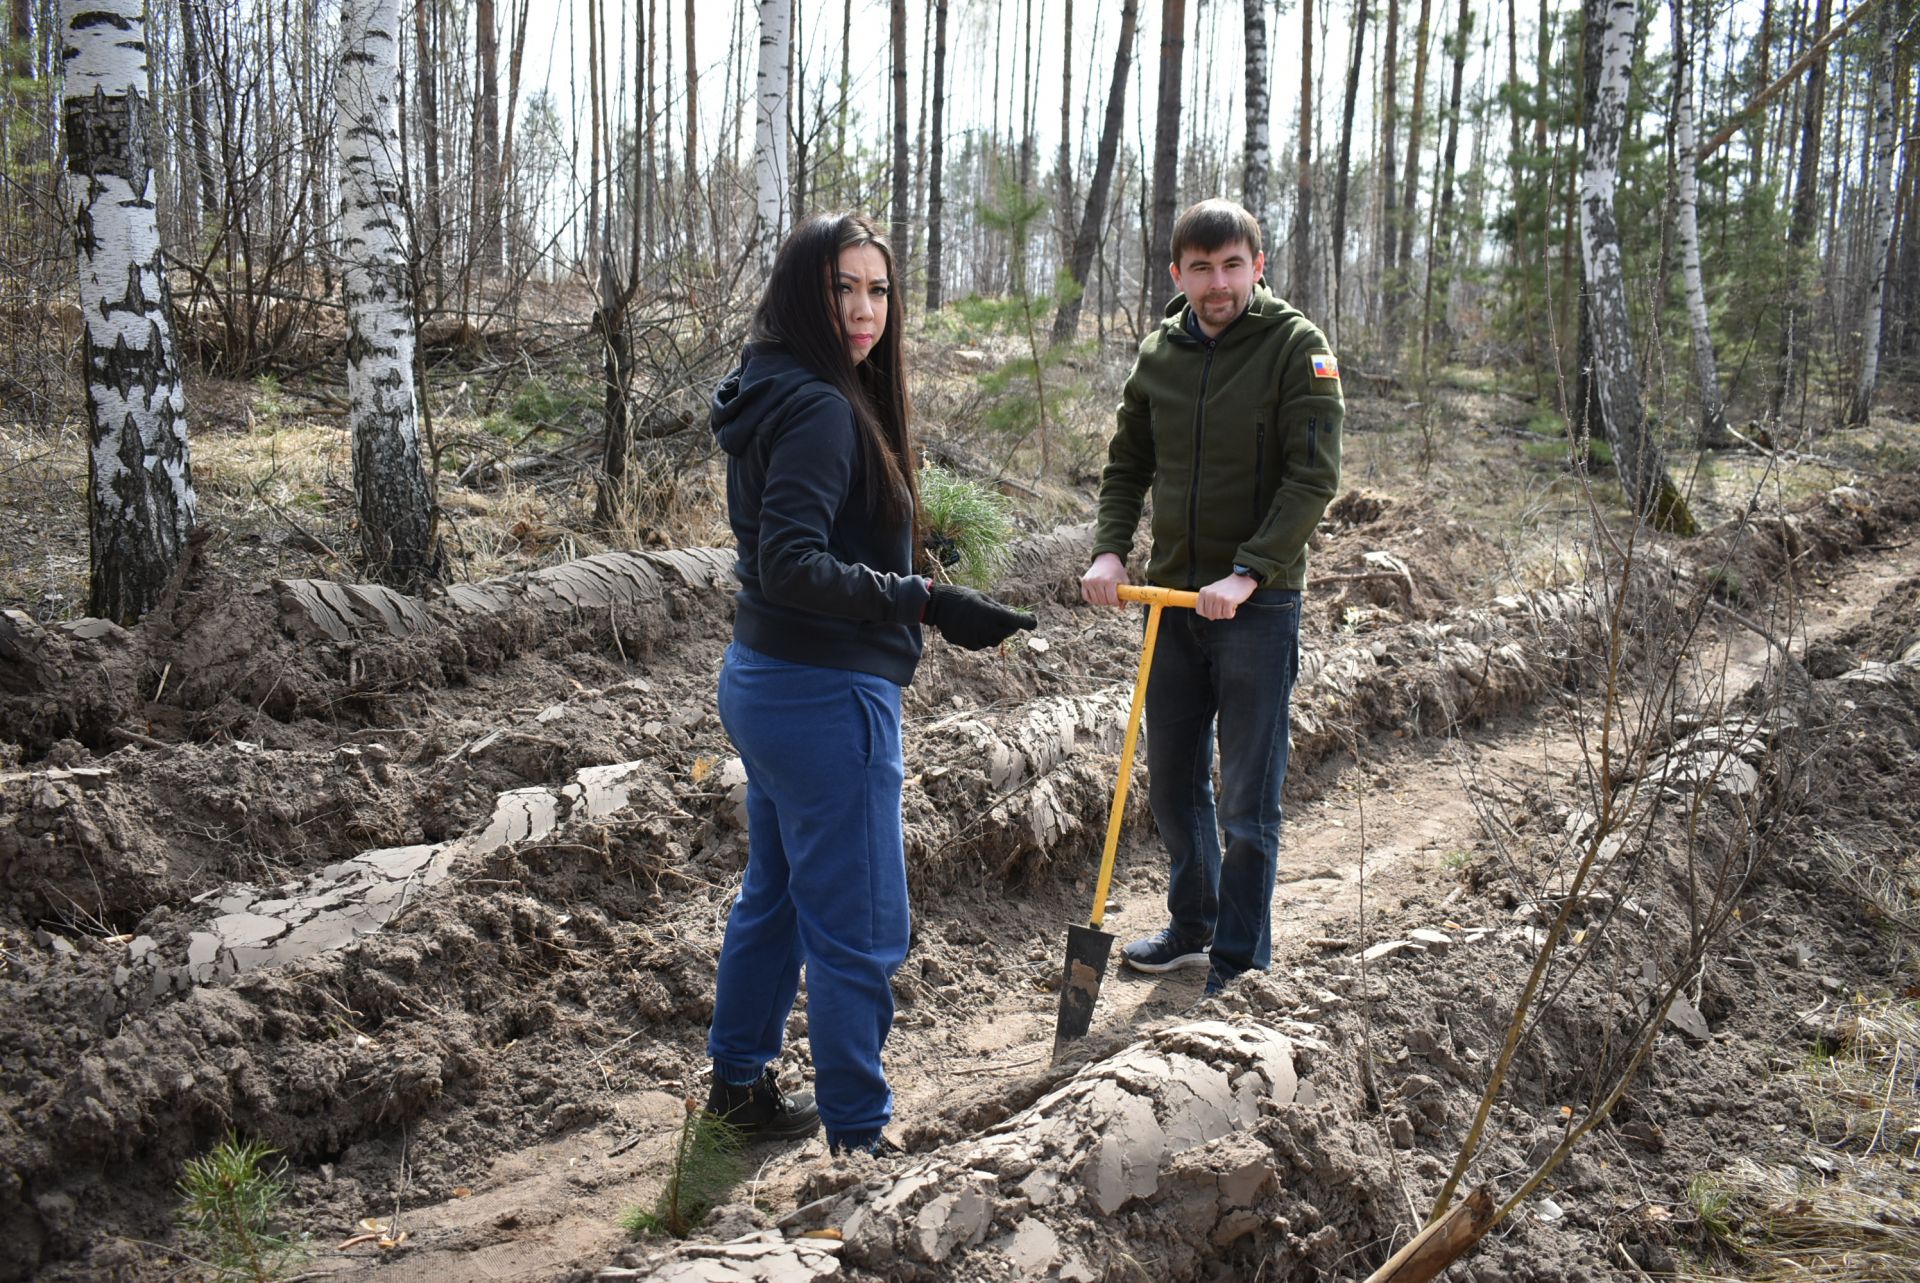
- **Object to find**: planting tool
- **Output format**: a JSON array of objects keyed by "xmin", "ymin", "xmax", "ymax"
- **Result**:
[{"xmin": 1051, "ymin": 583, "xmax": 1200, "ymax": 1060}]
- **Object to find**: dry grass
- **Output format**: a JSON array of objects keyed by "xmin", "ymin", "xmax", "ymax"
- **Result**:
[
  {"xmin": 0, "ymin": 417, "xmax": 89, "ymax": 614},
  {"xmin": 1675, "ymin": 776, "xmax": 1920, "ymax": 1281},
  {"xmin": 0, "ymin": 374, "xmax": 742, "ymax": 617},
  {"xmin": 1679, "ymin": 995, "xmax": 1920, "ymax": 1281},
  {"xmin": 7, "ymin": 346, "xmax": 1918, "ymax": 622}
]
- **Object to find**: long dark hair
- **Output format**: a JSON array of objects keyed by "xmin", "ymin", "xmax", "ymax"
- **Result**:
[{"xmin": 750, "ymin": 212, "xmax": 920, "ymax": 527}]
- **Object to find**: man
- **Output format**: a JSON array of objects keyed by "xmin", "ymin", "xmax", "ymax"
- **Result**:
[{"xmin": 1081, "ymin": 198, "xmax": 1343, "ymax": 995}]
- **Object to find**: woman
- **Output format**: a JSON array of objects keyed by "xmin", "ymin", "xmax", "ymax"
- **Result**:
[{"xmin": 704, "ymin": 213, "xmax": 1034, "ymax": 1155}]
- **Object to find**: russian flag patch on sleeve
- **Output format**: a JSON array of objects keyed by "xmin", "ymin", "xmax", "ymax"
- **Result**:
[{"xmin": 1310, "ymin": 352, "xmax": 1340, "ymax": 381}]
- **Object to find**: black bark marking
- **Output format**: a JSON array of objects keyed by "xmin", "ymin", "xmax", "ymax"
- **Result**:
[{"xmin": 64, "ymin": 83, "xmax": 149, "ymax": 186}]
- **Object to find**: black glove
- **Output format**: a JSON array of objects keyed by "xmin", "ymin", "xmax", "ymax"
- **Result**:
[{"xmin": 924, "ymin": 584, "xmax": 1038, "ymax": 650}]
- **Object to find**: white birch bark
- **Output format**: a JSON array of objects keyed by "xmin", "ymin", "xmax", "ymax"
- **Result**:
[
  {"xmin": 1579, "ymin": 0, "xmax": 1678, "ymax": 524},
  {"xmin": 1670, "ymin": 0, "xmax": 1728, "ymax": 447},
  {"xmin": 753, "ymin": 0, "xmax": 791, "ymax": 258},
  {"xmin": 1848, "ymin": 8, "xmax": 1898, "ymax": 428},
  {"xmin": 337, "ymin": 0, "xmax": 442, "ymax": 590},
  {"xmin": 63, "ymin": 0, "xmax": 197, "ymax": 624},
  {"xmin": 1241, "ymin": 0, "xmax": 1270, "ymax": 245}
]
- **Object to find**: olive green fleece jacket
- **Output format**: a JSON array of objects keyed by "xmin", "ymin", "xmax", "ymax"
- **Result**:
[{"xmin": 1092, "ymin": 284, "xmax": 1343, "ymax": 591}]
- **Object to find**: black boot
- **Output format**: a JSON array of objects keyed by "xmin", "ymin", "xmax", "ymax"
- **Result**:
[{"xmin": 704, "ymin": 1067, "xmax": 821, "ymax": 1140}]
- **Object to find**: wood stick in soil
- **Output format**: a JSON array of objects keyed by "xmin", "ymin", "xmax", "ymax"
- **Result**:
[{"xmin": 1360, "ymin": 1185, "xmax": 1495, "ymax": 1283}]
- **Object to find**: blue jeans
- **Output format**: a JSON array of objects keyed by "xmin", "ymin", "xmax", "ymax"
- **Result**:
[
  {"xmin": 708, "ymin": 643, "xmax": 910, "ymax": 1144},
  {"xmin": 1143, "ymin": 591, "xmax": 1302, "ymax": 979}
]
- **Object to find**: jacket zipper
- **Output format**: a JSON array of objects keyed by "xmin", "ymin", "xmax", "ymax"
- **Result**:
[
  {"xmin": 1186, "ymin": 337, "xmax": 1220, "ymax": 590},
  {"xmin": 1252, "ymin": 418, "xmax": 1266, "ymax": 529}
]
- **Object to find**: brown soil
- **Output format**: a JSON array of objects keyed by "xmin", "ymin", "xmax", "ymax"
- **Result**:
[{"xmin": 4, "ymin": 407, "xmax": 1919, "ymax": 1283}]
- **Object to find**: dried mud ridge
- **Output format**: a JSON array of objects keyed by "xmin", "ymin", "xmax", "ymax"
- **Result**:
[{"xmin": 2, "ymin": 481, "xmax": 1916, "ymax": 1282}]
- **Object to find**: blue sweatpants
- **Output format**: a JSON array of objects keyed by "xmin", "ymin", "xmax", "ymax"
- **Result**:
[{"xmin": 707, "ymin": 642, "xmax": 910, "ymax": 1144}]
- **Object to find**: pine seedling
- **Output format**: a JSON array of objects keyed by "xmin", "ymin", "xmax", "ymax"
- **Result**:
[
  {"xmin": 176, "ymin": 1133, "xmax": 306, "ymax": 1283},
  {"xmin": 919, "ymin": 463, "xmax": 1015, "ymax": 588},
  {"xmin": 952, "ymin": 179, "xmax": 1087, "ymax": 480},
  {"xmin": 619, "ymin": 1100, "xmax": 745, "ymax": 1238}
]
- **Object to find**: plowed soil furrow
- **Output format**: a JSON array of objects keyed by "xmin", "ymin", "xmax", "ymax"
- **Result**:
[{"xmin": 4, "ymin": 483, "xmax": 1918, "ymax": 1283}]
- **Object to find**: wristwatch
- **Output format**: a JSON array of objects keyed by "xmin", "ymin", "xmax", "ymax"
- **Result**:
[{"xmin": 1231, "ymin": 564, "xmax": 1257, "ymax": 579}]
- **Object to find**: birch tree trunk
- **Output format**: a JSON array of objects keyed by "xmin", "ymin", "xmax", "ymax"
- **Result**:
[
  {"xmin": 1848, "ymin": 4, "xmax": 1898, "ymax": 429},
  {"xmin": 64, "ymin": 0, "xmax": 197, "ymax": 624},
  {"xmin": 753, "ymin": 0, "xmax": 791, "ymax": 259},
  {"xmin": 338, "ymin": 0, "xmax": 445, "ymax": 592},
  {"xmin": 1579, "ymin": 0, "xmax": 1692, "ymax": 534},
  {"xmin": 1242, "ymin": 0, "xmax": 1271, "ymax": 248},
  {"xmin": 925, "ymin": 0, "xmax": 948, "ymax": 310},
  {"xmin": 1052, "ymin": 0, "xmax": 1139, "ymax": 344},
  {"xmin": 1150, "ymin": 0, "xmax": 1187, "ymax": 280},
  {"xmin": 1670, "ymin": 0, "xmax": 1729, "ymax": 447}
]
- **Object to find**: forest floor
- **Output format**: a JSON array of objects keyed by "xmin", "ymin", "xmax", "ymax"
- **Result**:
[{"xmin": 3, "ymin": 365, "xmax": 1919, "ymax": 1283}]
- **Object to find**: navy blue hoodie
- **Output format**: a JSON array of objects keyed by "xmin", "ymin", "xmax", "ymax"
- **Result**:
[{"xmin": 712, "ymin": 343, "xmax": 932, "ymax": 686}]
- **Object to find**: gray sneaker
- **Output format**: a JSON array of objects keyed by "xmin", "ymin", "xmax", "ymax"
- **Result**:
[{"xmin": 1119, "ymin": 928, "xmax": 1211, "ymax": 974}]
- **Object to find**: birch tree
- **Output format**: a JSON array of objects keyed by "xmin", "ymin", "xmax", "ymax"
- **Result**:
[
  {"xmin": 1670, "ymin": 0, "xmax": 1729, "ymax": 447},
  {"xmin": 1579, "ymin": 0, "xmax": 1692, "ymax": 533},
  {"xmin": 63, "ymin": 0, "xmax": 197, "ymax": 623},
  {"xmin": 1848, "ymin": 3, "xmax": 1899, "ymax": 428},
  {"xmin": 338, "ymin": 0, "xmax": 444, "ymax": 591},
  {"xmin": 1242, "ymin": 0, "xmax": 1271, "ymax": 247},
  {"xmin": 754, "ymin": 0, "xmax": 792, "ymax": 256}
]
